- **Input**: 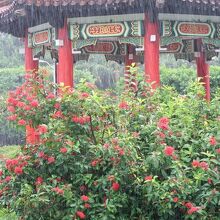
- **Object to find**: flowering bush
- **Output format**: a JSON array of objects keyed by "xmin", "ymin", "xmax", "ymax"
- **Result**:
[{"xmin": 0, "ymin": 71, "xmax": 220, "ymax": 220}]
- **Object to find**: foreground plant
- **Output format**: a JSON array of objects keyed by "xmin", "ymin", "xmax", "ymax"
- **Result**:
[{"xmin": 0, "ymin": 70, "xmax": 220, "ymax": 220}]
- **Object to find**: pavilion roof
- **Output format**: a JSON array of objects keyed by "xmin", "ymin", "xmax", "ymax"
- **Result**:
[{"xmin": 1, "ymin": 0, "xmax": 220, "ymax": 37}]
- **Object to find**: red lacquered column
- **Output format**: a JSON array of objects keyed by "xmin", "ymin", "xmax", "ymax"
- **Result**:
[
  {"xmin": 196, "ymin": 54, "xmax": 210, "ymax": 101},
  {"xmin": 24, "ymin": 33, "xmax": 39, "ymax": 144},
  {"xmin": 57, "ymin": 20, "xmax": 74, "ymax": 87},
  {"xmin": 144, "ymin": 14, "xmax": 160, "ymax": 89}
]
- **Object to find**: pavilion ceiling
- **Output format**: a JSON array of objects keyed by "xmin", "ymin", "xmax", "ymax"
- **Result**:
[{"xmin": 1, "ymin": 0, "xmax": 220, "ymax": 37}]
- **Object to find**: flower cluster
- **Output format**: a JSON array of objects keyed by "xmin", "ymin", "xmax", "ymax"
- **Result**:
[
  {"xmin": 192, "ymin": 160, "xmax": 209, "ymax": 170},
  {"xmin": 5, "ymin": 156, "xmax": 29, "ymax": 175},
  {"xmin": 72, "ymin": 115, "xmax": 90, "ymax": 125}
]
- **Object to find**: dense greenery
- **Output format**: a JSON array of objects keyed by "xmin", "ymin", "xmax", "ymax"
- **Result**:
[
  {"xmin": 0, "ymin": 146, "xmax": 20, "ymax": 160},
  {"xmin": 0, "ymin": 34, "xmax": 23, "ymax": 68},
  {"xmin": 0, "ymin": 67, "xmax": 25, "ymax": 146},
  {"xmin": 0, "ymin": 70, "xmax": 220, "ymax": 219},
  {"xmin": 1, "ymin": 63, "xmax": 220, "ymax": 146}
]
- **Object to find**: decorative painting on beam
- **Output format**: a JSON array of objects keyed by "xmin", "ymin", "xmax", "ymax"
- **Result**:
[
  {"xmin": 70, "ymin": 21, "xmax": 144, "ymax": 40},
  {"xmin": 161, "ymin": 21, "xmax": 220, "ymax": 39},
  {"xmin": 70, "ymin": 21, "xmax": 144, "ymax": 49},
  {"xmin": 80, "ymin": 41, "xmax": 127, "ymax": 55},
  {"xmin": 161, "ymin": 39, "xmax": 194, "ymax": 54},
  {"xmin": 161, "ymin": 38, "xmax": 219, "ymax": 61},
  {"xmin": 202, "ymin": 38, "xmax": 220, "ymax": 48},
  {"xmin": 28, "ymin": 28, "xmax": 56, "ymax": 48},
  {"xmin": 160, "ymin": 42, "xmax": 183, "ymax": 53},
  {"xmin": 28, "ymin": 28, "xmax": 57, "ymax": 60}
]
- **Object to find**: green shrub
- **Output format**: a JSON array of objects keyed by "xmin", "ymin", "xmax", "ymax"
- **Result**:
[
  {"xmin": 160, "ymin": 65, "xmax": 220, "ymax": 96},
  {"xmin": 0, "ymin": 70, "xmax": 219, "ymax": 219}
]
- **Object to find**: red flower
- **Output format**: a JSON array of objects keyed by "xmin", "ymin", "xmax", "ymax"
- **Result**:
[
  {"xmin": 72, "ymin": 116, "xmax": 90, "ymax": 125},
  {"xmin": 4, "ymin": 176, "xmax": 11, "ymax": 182},
  {"xmin": 78, "ymin": 117, "xmax": 86, "ymax": 125},
  {"xmin": 118, "ymin": 149, "xmax": 125, "ymax": 156},
  {"xmin": 7, "ymin": 115, "xmax": 17, "ymax": 121},
  {"xmin": 30, "ymin": 100, "xmax": 39, "ymax": 107},
  {"xmin": 72, "ymin": 116, "xmax": 79, "ymax": 123},
  {"xmin": 7, "ymin": 106, "xmax": 15, "ymax": 113},
  {"xmin": 187, "ymin": 206, "xmax": 200, "ymax": 214},
  {"xmin": 112, "ymin": 182, "xmax": 120, "ymax": 191},
  {"xmin": 208, "ymin": 178, "xmax": 212, "ymax": 184},
  {"xmin": 199, "ymin": 161, "xmax": 209, "ymax": 171},
  {"xmin": 6, "ymin": 159, "xmax": 19, "ymax": 170},
  {"xmin": 35, "ymin": 177, "xmax": 43, "ymax": 185},
  {"xmin": 103, "ymin": 143, "xmax": 110, "ymax": 149},
  {"xmin": 16, "ymin": 101, "xmax": 25, "ymax": 108},
  {"xmin": 84, "ymin": 203, "xmax": 91, "ymax": 209},
  {"xmin": 216, "ymin": 148, "xmax": 220, "ymax": 154},
  {"xmin": 159, "ymin": 117, "xmax": 169, "ymax": 124},
  {"xmin": 164, "ymin": 146, "xmax": 174, "ymax": 156},
  {"xmin": 209, "ymin": 136, "xmax": 217, "ymax": 146},
  {"xmin": 185, "ymin": 202, "xmax": 193, "ymax": 209},
  {"xmin": 47, "ymin": 156, "xmax": 55, "ymax": 164},
  {"xmin": 119, "ymin": 101, "xmax": 129, "ymax": 110},
  {"xmin": 0, "ymin": 170, "xmax": 3, "ymax": 176},
  {"xmin": 173, "ymin": 197, "xmax": 178, "ymax": 203},
  {"xmin": 144, "ymin": 176, "xmax": 153, "ymax": 181},
  {"xmin": 80, "ymin": 185, "xmax": 87, "ymax": 192},
  {"xmin": 24, "ymin": 73, "xmax": 31, "ymax": 79},
  {"xmin": 60, "ymin": 147, "xmax": 68, "ymax": 154},
  {"xmin": 54, "ymin": 103, "xmax": 61, "ymax": 109},
  {"xmin": 192, "ymin": 160, "xmax": 200, "ymax": 167},
  {"xmin": 81, "ymin": 195, "xmax": 89, "ymax": 202},
  {"xmin": 18, "ymin": 119, "xmax": 26, "ymax": 126},
  {"xmin": 52, "ymin": 187, "xmax": 64, "ymax": 195},
  {"xmin": 26, "ymin": 96, "xmax": 33, "ymax": 102},
  {"xmin": 158, "ymin": 117, "xmax": 169, "ymax": 130},
  {"xmin": 52, "ymin": 111, "xmax": 63, "ymax": 119},
  {"xmin": 38, "ymin": 151, "xmax": 45, "ymax": 158},
  {"xmin": 91, "ymin": 160, "xmax": 99, "ymax": 167},
  {"xmin": 114, "ymin": 145, "xmax": 125, "ymax": 156},
  {"xmin": 14, "ymin": 166, "xmax": 23, "ymax": 175},
  {"xmin": 24, "ymin": 105, "xmax": 31, "ymax": 111},
  {"xmin": 80, "ymin": 92, "xmax": 89, "ymax": 99},
  {"xmin": 38, "ymin": 124, "xmax": 48, "ymax": 134},
  {"xmin": 46, "ymin": 93, "xmax": 55, "ymax": 99},
  {"xmin": 76, "ymin": 211, "xmax": 86, "ymax": 219},
  {"xmin": 158, "ymin": 132, "xmax": 166, "ymax": 139}
]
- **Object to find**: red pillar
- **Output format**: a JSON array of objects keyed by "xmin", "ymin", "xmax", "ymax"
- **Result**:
[
  {"xmin": 24, "ymin": 33, "xmax": 39, "ymax": 144},
  {"xmin": 57, "ymin": 20, "xmax": 74, "ymax": 87},
  {"xmin": 196, "ymin": 53, "xmax": 210, "ymax": 101},
  {"xmin": 144, "ymin": 14, "xmax": 160, "ymax": 89}
]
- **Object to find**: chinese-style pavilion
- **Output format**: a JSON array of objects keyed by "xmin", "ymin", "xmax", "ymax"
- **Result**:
[{"xmin": 1, "ymin": 0, "xmax": 220, "ymax": 98}]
